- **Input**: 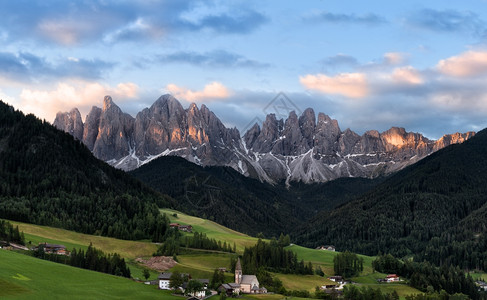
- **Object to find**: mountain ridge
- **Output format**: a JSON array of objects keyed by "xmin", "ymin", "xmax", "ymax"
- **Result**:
[{"xmin": 54, "ymin": 95, "xmax": 475, "ymax": 184}]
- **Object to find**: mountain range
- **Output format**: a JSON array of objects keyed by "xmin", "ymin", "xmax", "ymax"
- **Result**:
[
  {"xmin": 54, "ymin": 95, "xmax": 474, "ymax": 184},
  {"xmin": 295, "ymin": 127, "xmax": 487, "ymax": 270},
  {"xmin": 0, "ymin": 100, "xmax": 173, "ymax": 241}
]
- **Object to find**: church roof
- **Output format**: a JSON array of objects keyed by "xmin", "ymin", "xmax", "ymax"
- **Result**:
[
  {"xmin": 241, "ymin": 275, "xmax": 258, "ymax": 285},
  {"xmin": 235, "ymin": 258, "xmax": 242, "ymax": 271}
]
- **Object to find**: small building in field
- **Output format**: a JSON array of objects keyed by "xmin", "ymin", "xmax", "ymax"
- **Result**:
[
  {"xmin": 182, "ymin": 279, "xmax": 209, "ymax": 298},
  {"xmin": 328, "ymin": 276, "xmax": 344, "ymax": 283},
  {"xmin": 178, "ymin": 225, "xmax": 193, "ymax": 233},
  {"xmin": 476, "ymin": 281, "xmax": 487, "ymax": 291},
  {"xmin": 169, "ymin": 223, "xmax": 180, "ymax": 228},
  {"xmin": 386, "ymin": 274, "xmax": 400, "ymax": 282},
  {"xmin": 157, "ymin": 272, "xmax": 191, "ymax": 290},
  {"xmin": 38, "ymin": 243, "xmax": 68, "ymax": 255},
  {"xmin": 169, "ymin": 223, "xmax": 193, "ymax": 233},
  {"xmin": 316, "ymin": 245, "xmax": 336, "ymax": 251},
  {"xmin": 218, "ymin": 283, "xmax": 241, "ymax": 296}
]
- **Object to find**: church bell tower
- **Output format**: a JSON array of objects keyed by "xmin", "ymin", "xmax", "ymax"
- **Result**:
[{"xmin": 235, "ymin": 257, "xmax": 242, "ymax": 284}]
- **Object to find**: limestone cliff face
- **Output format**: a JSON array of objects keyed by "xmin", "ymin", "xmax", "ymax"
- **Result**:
[
  {"xmin": 53, "ymin": 108, "xmax": 84, "ymax": 141},
  {"xmin": 54, "ymin": 95, "xmax": 475, "ymax": 184}
]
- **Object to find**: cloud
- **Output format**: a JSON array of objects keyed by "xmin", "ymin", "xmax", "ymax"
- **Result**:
[
  {"xmin": 103, "ymin": 18, "xmax": 165, "ymax": 43},
  {"xmin": 300, "ymin": 73, "xmax": 368, "ymax": 98},
  {"xmin": 18, "ymin": 80, "xmax": 139, "ymax": 122},
  {"xmin": 305, "ymin": 11, "xmax": 386, "ymax": 25},
  {"xmin": 0, "ymin": 1, "xmax": 266, "ymax": 46},
  {"xmin": 383, "ymin": 52, "xmax": 405, "ymax": 65},
  {"xmin": 406, "ymin": 9, "xmax": 485, "ymax": 35},
  {"xmin": 322, "ymin": 54, "xmax": 359, "ymax": 68},
  {"xmin": 437, "ymin": 50, "xmax": 487, "ymax": 77},
  {"xmin": 391, "ymin": 66, "xmax": 423, "ymax": 84},
  {"xmin": 157, "ymin": 50, "xmax": 269, "ymax": 68},
  {"xmin": 0, "ymin": 51, "xmax": 114, "ymax": 83},
  {"xmin": 166, "ymin": 82, "xmax": 231, "ymax": 102},
  {"xmin": 180, "ymin": 8, "xmax": 268, "ymax": 34}
]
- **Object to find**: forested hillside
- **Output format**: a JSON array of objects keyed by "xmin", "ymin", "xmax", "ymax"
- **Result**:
[
  {"xmin": 0, "ymin": 101, "xmax": 174, "ymax": 241},
  {"xmin": 295, "ymin": 128, "xmax": 487, "ymax": 270},
  {"xmin": 131, "ymin": 156, "xmax": 381, "ymax": 237}
]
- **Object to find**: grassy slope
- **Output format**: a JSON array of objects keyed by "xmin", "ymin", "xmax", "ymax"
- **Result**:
[
  {"xmin": 8, "ymin": 220, "xmax": 160, "ymax": 281},
  {"xmin": 6, "ymin": 212, "xmax": 421, "ymax": 298},
  {"xmin": 10, "ymin": 220, "xmax": 157, "ymax": 259},
  {"xmin": 162, "ymin": 208, "xmax": 262, "ymax": 252},
  {"xmin": 286, "ymin": 244, "xmax": 421, "ymax": 298},
  {"xmin": 0, "ymin": 250, "xmax": 180, "ymax": 300}
]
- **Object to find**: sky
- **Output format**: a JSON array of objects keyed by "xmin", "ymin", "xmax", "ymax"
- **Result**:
[{"xmin": 2, "ymin": 0, "xmax": 487, "ymax": 139}]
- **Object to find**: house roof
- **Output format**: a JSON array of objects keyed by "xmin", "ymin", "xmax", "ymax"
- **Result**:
[
  {"xmin": 41, "ymin": 243, "xmax": 66, "ymax": 249},
  {"xmin": 158, "ymin": 272, "xmax": 190, "ymax": 280},
  {"xmin": 241, "ymin": 275, "xmax": 258, "ymax": 285},
  {"xmin": 386, "ymin": 274, "xmax": 398, "ymax": 278},
  {"xmin": 158, "ymin": 273, "xmax": 172, "ymax": 280},
  {"xmin": 198, "ymin": 279, "xmax": 209, "ymax": 284},
  {"xmin": 219, "ymin": 283, "xmax": 240, "ymax": 290},
  {"xmin": 235, "ymin": 258, "xmax": 242, "ymax": 271}
]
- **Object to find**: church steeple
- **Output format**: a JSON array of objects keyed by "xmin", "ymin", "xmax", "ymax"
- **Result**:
[{"xmin": 235, "ymin": 257, "xmax": 242, "ymax": 284}]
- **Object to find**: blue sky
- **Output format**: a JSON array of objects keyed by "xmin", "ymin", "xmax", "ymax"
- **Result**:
[{"xmin": 1, "ymin": 0, "xmax": 487, "ymax": 139}]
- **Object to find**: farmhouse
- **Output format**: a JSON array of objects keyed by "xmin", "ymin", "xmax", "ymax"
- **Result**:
[
  {"xmin": 182, "ymin": 279, "xmax": 209, "ymax": 298},
  {"xmin": 328, "ymin": 276, "xmax": 344, "ymax": 283},
  {"xmin": 157, "ymin": 272, "xmax": 191, "ymax": 290},
  {"xmin": 386, "ymin": 274, "xmax": 400, "ymax": 282},
  {"xmin": 37, "ymin": 243, "xmax": 69, "ymax": 255},
  {"xmin": 218, "ymin": 283, "xmax": 241, "ymax": 296},
  {"xmin": 476, "ymin": 281, "xmax": 487, "ymax": 291},
  {"xmin": 316, "ymin": 245, "xmax": 336, "ymax": 251},
  {"xmin": 169, "ymin": 223, "xmax": 193, "ymax": 233}
]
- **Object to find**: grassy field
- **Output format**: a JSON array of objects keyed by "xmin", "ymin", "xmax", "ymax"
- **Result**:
[
  {"xmin": 161, "ymin": 209, "xmax": 262, "ymax": 253},
  {"xmin": 0, "ymin": 249, "xmax": 179, "ymax": 300},
  {"xmin": 286, "ymin": 244, "xmax": 376, "ymax": 275},
  {"xmin": 169, "ymin": 253, "xmax": 234, "ymax": 282},
  {"xmin": 9, "ymin": 220, "xmax": 157, "ymax": 259},
  {"xmin": 470, "ymin": 271, "xmax": 487, "ymax": 281},
  {"xmin": 273, "ymin": 273, "xmax": 334, "ymax": 293},
  {"xmin": 5, "ymin": 216, "xmax": 423, "ymax": 299}
]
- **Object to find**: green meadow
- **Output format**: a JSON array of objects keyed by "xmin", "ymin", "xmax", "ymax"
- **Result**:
[
  {"xmin": 9, "ymin": 220, "xmax": 157, "ymax": 259},
  {"xmin": 0, "ymin": 249, "xmax": 178, "ymax": 300},
  {"xmin": 161, "ymin": 208, "xmax": 263, "ymax": 252},
  {"xmin": 4, "ymin": 213, "xmax": 423, "ymax": 299}
]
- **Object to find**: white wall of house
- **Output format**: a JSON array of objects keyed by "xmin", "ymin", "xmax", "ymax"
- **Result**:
[{"xmin": 159, "ymin": 279, "xmax": 170, "ymax": 290}]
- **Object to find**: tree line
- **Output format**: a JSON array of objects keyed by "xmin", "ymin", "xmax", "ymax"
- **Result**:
[
  {"xmin": 154, "ymin": 228, "xmax": 235, "ymax": 256},
  {"xmin": 373, "ymin": 254, "xmax": 481, "ymax": 300},
  {"xmin": 240, "ymin": 238, "xmax": 313, "ymax": 275},
  {"xmin": 0, "ymin": 101, "xmax": 173, "ymax": 242},
  {"xmin": 33, "ymin": 243, "xmax": 131, "ymax": 278},
  {"xmin": 0, "ymin": 219, "xmax": 25, "ymax": 245}
]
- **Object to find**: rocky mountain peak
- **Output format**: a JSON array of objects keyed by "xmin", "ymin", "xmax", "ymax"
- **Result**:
[
  {"xmin": 103, "ymin": 95, "xmax": 114, "ymax": 111},
  {"xmin": 55, "ymin": 96, "xmax": 476, "ymax": 184},
  {"xmin": 53, "ymin": 108, "xmax": 84, "ymax": 141}
]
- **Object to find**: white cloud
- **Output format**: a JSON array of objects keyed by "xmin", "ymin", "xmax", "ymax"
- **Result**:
[
  {"xmin": 299, "ymin": 72, "xmax": 368, "ymax": 98},
  {"xmin": 166, "ymin": 81, "xmax": 231, "ymax": 102},
  {"xmin": 19, "ymin": 80, "xmax": 139, "ymax": 122},
  {"xmin": 384, "ymin": 52, "xmax": 405, "ymax": 65},
  {"xmin": 437, "ymin": 50, "xmax": 487, "ymax": 77},
  {"xmin": 391, "ymin": 66, "xmax": 423, "ymax": 85}
]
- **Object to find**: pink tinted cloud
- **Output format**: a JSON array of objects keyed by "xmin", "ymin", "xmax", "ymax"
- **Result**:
[
  {"xmin": 437, "ymin": 50, "xmax": 487, "ymax": 77},
  {"xmin": 166, "ymin": 82, "xmax": 231, "ymax": 102},
  {"xmin": 391, "ymin": 66, "xmax": 423, "ymax": 84},
  {"xmin": 299, "ymin": 72, "xmax": 368, "ymax": 98},
  {"xmin": 19, "ymin": 80, "xmax": 139, "ymax": 122}
]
